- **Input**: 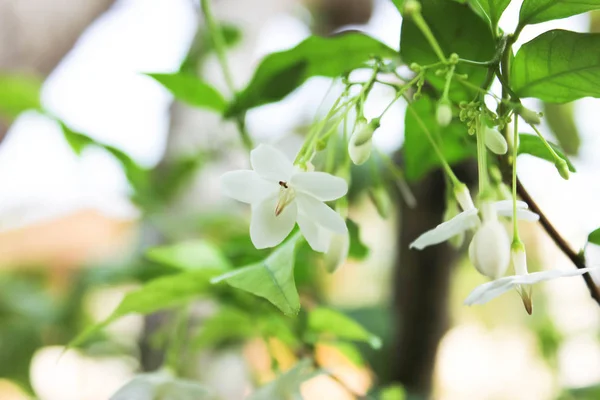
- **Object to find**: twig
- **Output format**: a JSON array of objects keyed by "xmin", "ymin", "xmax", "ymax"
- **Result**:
[{"xmin": 515, "ymin": 178, "xmax": 600, "ymax": 306}]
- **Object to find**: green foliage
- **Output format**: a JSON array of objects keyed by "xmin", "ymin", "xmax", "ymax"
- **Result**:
[
  {"xmin": 400, "ymin": 0, "xmax": 495, "ymax": 101},
  {"xmin": 226, "ymin": 32, "xmax": 398, "ymax": 116},
  {"xmin": 379, "ymin": 384, "xmax": 407, "ymax": 400},
  {"xmin": 348, "ymin": 219, "xmax": 369, "ymax": 259},
  {"xmin": 211, "ymin": 235, "xmax": 302, "ymax": 315},
  {"xmin": 71, "ymin": 269, "xmax": 223, "ymax": 347},
  {"xmin": 511, "ymin": 30, "xmax": 600, "ymax": 103},
  {"xmin": 469, "ymin": 0, "xmax": 511, "ymax": 31},
  {"xmin": 110, "ymin": 371, "xmax": 216, "ymax": 400},
  {"xmin": 147, "ymin": 73, "xmax": 227, "ymax": 112},
  {"xmin": 0, "ymin": 73, "xmax": 42, "ymax": 121},
  {"xmin": 587, "ymin": 227, "xmax": 600, "ymax": 246},
  {"xmin": 404, "ymin": 97, "xmax": 475, "ymax": 181},
  {"xmin": 146, "ymin": 240, "xmax": 232, "ymax": 271},
  {"xmin": 517, "ymin": 133, "xmax": 575, "ymax": 172},
  {"xmin": 193, "ymin": 306, "xmax": 255, "ymax": 349},
  {"xmin": 518, "ymin": 0, "xmax": 600, "ymax": 26},
  {"xmin": 543, "ymin": 103, "xmax": 580, "ymax": 155},
  {"xmin": 247, "ymin": 359, "xmax": 318, "ymax": 400},
  {"xmin": 307, "ymin": 307, "xmax": 382, "ymax": 349}
]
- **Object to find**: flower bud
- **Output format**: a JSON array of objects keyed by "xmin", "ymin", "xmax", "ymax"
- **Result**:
[
  {"xmin": 515, "ymin": 104, "xmax": 541, "ymax": 125},
  {"xmin": 403, "ymin": 0, "xmax": 421, "ymax": 16},
  {"xmin": 453, "ymin": 184, "xmax": 475, "ymax": 211},
  {"xmin": 348, "ymin": 121, "xmax": 376, "ymax": 165},
  {"xmin": 484, "ymin": 127, "xmax": 508, "ymax": 155},
  {"xmin": 324, "ymin": 232, "xmax": 350, "ymax": 273},
  {"xmin": 436, "ymin": 100, "xmax": 452, "ymax": 127},
  {"xmin": 555, "ymin": 158, "xmax": 570, "ymax": 180},
  {"xmin": 468, "ymin": 218, "xmax": 510, "ymax": 279},
  {"xmin": 353, "ymin": 119, "xmax": 379, "ymax": 146}
]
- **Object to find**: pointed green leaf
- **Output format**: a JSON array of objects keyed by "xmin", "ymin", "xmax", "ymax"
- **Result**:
[
  {"xmin": 0, "ymin": 74, "xmax": 42, "ymax": 121},
  {"xmin": 110, "ymin": 371, "xmax": 217, "ymax": 400},
  {"xmin": 212, "ymin": 235, "xmax": 301, "ymax": 315},
  {"xmin": 519, "ymin": 0, "xmax": 600, "ymax": 26},
  {"xmin": 147, "ymin": 73, "xmax": 227, "ymax": 112},
  {"xmin": 71, "ymin": 270, "xmax": 217, "ymax": 347},
  {"xmin": 511, "ymin": 30, "xmax": 600, "ymax": 103},
  {"xmin": 469, "ymin": 0, "xmax": 511, "ymax": 30},
  {"xmin": 400, "ymin": 0, "xmax": 495, "ymax": 101},
  {"xmin": 404, "ymin": 97, "xmax": 476, "ymax": 181},
  {"xmin": 517, "ymin": 133, "xmax": 575, "ymax": 171},
  {"xmin": 247, "ymin": 359, "xmax": 318, "ymax": 400},
  {"xmin": 227, "ymin": 32, "xmax": 398, "ymax": 116},
  {"xmin": 308, "ymin": 307, "xmax": 381, "ymax": 349},
  {"xmin": 588, "ymin": 227, "xmax": 600, "ymax": 246},
  {"xmin": 146, "ymin": 240, "xmax": 232, "ymax": 271}
]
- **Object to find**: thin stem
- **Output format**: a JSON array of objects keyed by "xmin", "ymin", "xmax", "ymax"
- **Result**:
[
  {"xmin": 200, "ymin": 0, "xmax": 235, "ymax": 92},
  {"xmin": 458, "ymin": 58, "xmax": 494, "ymax": 67},
  {"xmin": 475, "ymin": 115, "xmax": 489, "ymax": 195},
  {"xmin": 512, "ymin": 116, "xmax": 521, "ymax": 241},
  {"xmin": 442, "ymin": 64, "xmax": 455, "ymax": 100},
  {"xmin": 411, "ymin": 12, "xmax": 447, "ymax": 63},
  {"xmin": 530, "ymin": 124, "xmax": 563, "ymax": 162},
  {"xmin": 404, "ymin": 94, "xmax": 461, "ymax": 187}
]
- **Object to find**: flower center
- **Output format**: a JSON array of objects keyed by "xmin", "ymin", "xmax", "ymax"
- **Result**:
[{"xmin": 275, "ymin": 181, "xmax": 295, "ymax": 216}]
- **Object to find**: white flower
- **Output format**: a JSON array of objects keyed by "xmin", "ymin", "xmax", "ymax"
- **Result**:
[
  {"xmin": 484, "ymin": 127, "xmax": 508, "ymax": 155},
  {"xmin": 467, "ymin": 204, "xmax": 510, "ymax": 279},
  {"xmin": 220, "ymin": 144, "xmax": 348, "ymax": 251},
  {"xmin": 465, "ymin": 266, "xmax": 599, "ymax": 308},
  {"xmin": 409, "ymin": 200, "xmax": 539, "ymax": 250}
]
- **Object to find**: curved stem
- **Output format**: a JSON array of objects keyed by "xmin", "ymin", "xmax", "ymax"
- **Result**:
[{"xmin": 512, "ymin": 117, "xmax": 521, "ymax": 241}]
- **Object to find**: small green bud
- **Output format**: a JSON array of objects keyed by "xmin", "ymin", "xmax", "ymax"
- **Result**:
[
  {"xmin": 316, "ymin": 139, "xmax": 328, "ymax": 151},
  {"xmin": 436, "ymin": 99, "xmax": 452, "ymax": 127},
  {"xmin": 403, "ymin": 0, "xmax": 422, "ymax": 16},
  {"xmin": 435, "ymin": 69, "xmax": 445, "ymax": 76},
  {"xmin": 515, "ymin": 104, "xmax": 541, "ymax": 125},
  {"xmin": 409, "ymin": 63, "xmax": 421, "ymax": 72},
  {"xmin": 555, "ymin": 159, "xmax": 570, "ymax": 180},
  {"xmin": 448, "ymin": 53, "xmax": 459, "ymax": 64}
]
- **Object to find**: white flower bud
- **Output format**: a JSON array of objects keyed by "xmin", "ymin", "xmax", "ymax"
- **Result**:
[
  {"xmin": 484, "ymin": 127, "xmax": 508, "ymax": 155},
  {"xmin": 453, "ymin": 184, "xmax": 475, "ymax": 211},
  {"xmin": 348, "ymin": 121, "xmax": 376, "ymax": 165},
  {"xmin": 515, "ymin": 104, "xmax": 541, "ymax": 125},
  {"xmin": 403, "ymin": 0, "xmax": 422, "ymax": 15},
  {"xmin": 468, "ymin": 215, "xmax": 510, "ymax": 279},
  {"xmin": 436, "ymin": 101, "xmax": 452, "ymax": 127},
  {"xmin": 325, "ymin": 232, "xmax": 350, "ymax": 273}
]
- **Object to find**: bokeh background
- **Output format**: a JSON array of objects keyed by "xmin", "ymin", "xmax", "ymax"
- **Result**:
[{"xmin": 1, "ymin": 0, "xmax": 600, "ymax": 399}]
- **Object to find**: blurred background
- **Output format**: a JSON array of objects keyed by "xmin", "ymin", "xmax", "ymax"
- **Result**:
[{"xmin": 1, "ymin": 0, "xmax": 600, "ymax": 399}]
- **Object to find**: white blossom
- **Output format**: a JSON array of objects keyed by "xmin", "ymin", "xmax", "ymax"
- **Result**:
[
  {"xmin": 484, "ymin": 127, "xmax": 508, "ymax": 155},
  {"xmin": 220, "ymin": 144, "xmax": 348, "ymax": 250}
]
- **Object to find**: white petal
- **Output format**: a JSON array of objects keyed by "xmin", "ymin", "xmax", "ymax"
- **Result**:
[
  {"xmin": 494, "ymin": 200, "xmax": 540, "ymax": 221},
  {"xmin": 409, "ymin": 209, "xmax": 480, "ymax": 250},
  {"xmin": 295, "ymin": 193, "xmax": 347, "ymax": 234},
  {"xmin": 220, "ymin": 170, "xmax": 278, "ymax": 204},
  {"xmin": 512, "ymin": 267, "xmax": 600, "ymax": 285},
  {"xmin": 297, "ymin": 212, "xmax": 330, "ymax": 252},
  {"xmin": 484, "ymin": 127, "xmax": 508, "ymax": 155},
  {"xmin": 464, "ymin": 276, "xmax": 519, "ymax": 305},
  {"xmin": 250, "ymin": 144, "xmax": 295, "ymax": 182},
  {"xmin": 468, "ymin": 220, "xmax": 511, "ymax": 279},
  {"xmin": 325, "ymin": 231, "xmax": 350, "ymax": 273},
  {"xmin": 250, "ymin": 196, "xmax": 297, "ymax": 249},
  {"xmin": 291, "ymin": 172, "xmax": 348, "ymax": 201}
]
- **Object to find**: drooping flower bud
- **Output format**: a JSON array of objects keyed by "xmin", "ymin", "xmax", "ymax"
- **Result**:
[
  {"xmin": 468, "ymin": 203, "xmax": 510, "ymax": 279},
  {"xmin": 453, "ymin": 183, "xmax": 475, "ymax": 211},
  {"xmin": 436, "ymin": 99, "xmax": 452, "ymax": 127},
  {"xmin": 484, "ymin": 127, "xmax": 508, "ymax": 155},
  {"xmin": 555, "ymin": 159, "xmax": 570, "ymax": 180},
  {"xmin": 324, "ymin": 231, "xmax": 350, "ymax": 273},
  {"xmin": 403, "ymin": 0, "xmax": 422, "ymax": 16},
  {"xmin": 515, "ymin": 104, "xmax": 541, "ymax": 125},
  {"xmin": 349, "ymin": 120, "xmax": 379, "ymax": 165},
  {"xmin": 511, "ymin": 243, "xmax": 533, "ymax": 314}
]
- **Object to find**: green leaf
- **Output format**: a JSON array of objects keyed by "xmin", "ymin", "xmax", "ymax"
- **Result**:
[
  {"xmin": 193, "ymin": 307, "xmax": 255, "ymax": 349},
  {"xmin": 146, "ymin": 240, "xmax": 232, "ymax": 271},
  {"xmin": 469, "ymin": 0, "xmax": 511, "ymax": 30},
  {"xmin": 308, "ymin": 307, "xmax": 382, "ymax": 349},
  {"xmin": 511, "ymin": 30, "xmax": 600, "ymax": 103},
  {"xmin": 517, "ymin": 133, "xmax": 576, "ymax": 171},
  {"xmin": 70, "ymin": 270, "xmax": 218, "ymax": 347},
  {"xmin": 400, "ymin": 0, "xmax": 495, "ymax": 101},
  {"xmin": 146, "ymin": 73, "xmax": 227, "ymax": 112},
  {"xmin": 227, "ymin": 32, "xmax": 398, "ymax": 116},
  {"xmin": 519, "ymin": 0, "xmax": 600, "ymax": 26},
  {"xmin": 0, "ymin": 74, "xmax": 42, "ymax": 121},
  {"xmin": 348, "ymin": 219, "xmax": 369, "ymax": 260},
  {"xmin": 543, "ymin": 102, "xmax": 580, "ymax": 155},
  {"xmin": 110, "ymin": 371, "xmax": 217, "ymax": 400},
  {"xmin": 212, "ymin": 235, "xmax": 302, "ymax": 315},
  {"xmin": 247, "ymin": 359, "xmax": 318, "ymax": 400},
  {"xmin": 587, "ymin": 227, "xmax": 600, "ymax": 246},
  {"xmin": 404, "ymin": 97, "xmax": 476, "ymax": 181}
]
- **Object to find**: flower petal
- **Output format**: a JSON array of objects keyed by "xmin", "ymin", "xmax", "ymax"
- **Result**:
[
  {"xmin": 295, "ymin": 193, "xmax": 347, "ymax": 234},
  {"xmin": 291, "ymin": 172, "xmax": 348, "ymax": 201},
  {"xmin": 325, "ymin": 231, "xmax": 350, "ymax": 273},
  {"xmin": 464, "ymin": 276, "xmax": 518, "ymax": 305},
  {"xmin": 250, "ymin": 196, "xmax": 297, "ymax": 249},
  {"xmin": 494, "ymin": 200, "xmax": 539, "ymax": 221},
  {"xmin": 297, "ymin": 212, "xmax": 330, "ymax": 252},
  {"xmin": 512, "ymin": 267, "xmax": 600, "ymax": 285},
  {"xmin": 220, "ymin": 170, "xmax": 278, "ymax": 204},
  {"xmin": 250, "ymin": 144, "xmax": 295, "ymax": 182},
  {"xmin": 409, "ymin": 209, "xmax": 480, "ymax": 250}
]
